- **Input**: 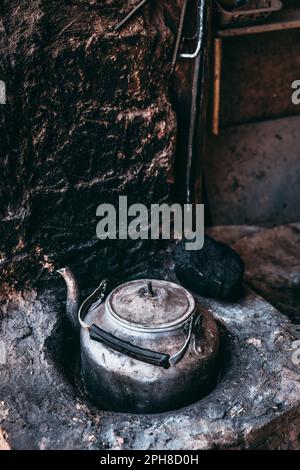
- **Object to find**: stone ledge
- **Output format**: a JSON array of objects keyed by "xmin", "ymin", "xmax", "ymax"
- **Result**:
[{"xmin": 0, "ymin": 273, "xmax": 299, "ymax": 449}]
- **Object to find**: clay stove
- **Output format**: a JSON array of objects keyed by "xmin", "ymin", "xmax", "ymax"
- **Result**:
[{"xmin": 1, "ymin": 249, "xmax": 300, "ymax": 450}]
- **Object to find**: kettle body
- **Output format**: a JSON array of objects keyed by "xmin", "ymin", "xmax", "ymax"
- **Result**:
[{"xmin": 58, "ymin": 270, "xmax": 219, "ymax": 413}]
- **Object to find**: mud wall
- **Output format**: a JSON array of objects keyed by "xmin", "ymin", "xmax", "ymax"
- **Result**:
[{"xmin": 0, "ymin": 0, "xmax": 182, "ymax": 287}]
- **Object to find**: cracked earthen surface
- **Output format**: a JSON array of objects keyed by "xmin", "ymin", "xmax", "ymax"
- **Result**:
[
  {"xmin": 207, "ymin": 223, "xmax": 300, "ymax": 325},
  {"xmin": 1, "ymin": 257, "xmax": 300, "ymax": 450}
]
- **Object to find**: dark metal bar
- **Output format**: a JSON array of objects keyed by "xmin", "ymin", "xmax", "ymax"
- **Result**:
[
  {"xmin": 114, "ymin": 0, "xmax": 150, "ymax": 32},
  {"xmin": 185, "ymin": 0, "xmax": 209, "ymax": 204},
  {"xmin": 171, "ymin": 0, "xmax": 188, "ymax": 74}
]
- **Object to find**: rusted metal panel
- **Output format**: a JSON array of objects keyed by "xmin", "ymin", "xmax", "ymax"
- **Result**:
[
  {"xmin": 204, "ymin": 115, "xmax": 300, "ymax": 226},
  {"xmin": 219, "ymin": 29, "xmax": 300, "ymax": 126}
]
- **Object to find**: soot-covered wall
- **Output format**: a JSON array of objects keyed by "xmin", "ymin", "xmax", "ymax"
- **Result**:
[{"xmin": 0, "ymin": 0, "xmax": 182, "ymax": 287}]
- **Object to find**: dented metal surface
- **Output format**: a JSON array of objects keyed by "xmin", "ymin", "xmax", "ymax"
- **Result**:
[{"xmin": 1, "ymin": 257, "xmax": 300, "ymax": 449}]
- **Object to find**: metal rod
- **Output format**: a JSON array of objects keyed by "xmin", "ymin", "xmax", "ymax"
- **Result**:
[
  {"xmin": 171, "ymin": 0, "xmax": 188, "ymax": 74},
  {"xmin": 180, "ymin": 1, "xmax": 203, "ymax": 59},
  {"xmin": 114, "ymin": 0, "xmax": 150, "ymax": 32},
  {"xmin": 185, "ymin": 0, "xmax": 209, "ymax": 204}
]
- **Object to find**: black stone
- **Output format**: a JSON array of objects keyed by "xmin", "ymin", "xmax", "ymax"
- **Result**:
[{"xmin": 173, "ymin": 235, "xmax": 245, "ymax": 301}]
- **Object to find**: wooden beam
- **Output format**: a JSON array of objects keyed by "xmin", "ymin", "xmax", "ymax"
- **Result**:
[
  {"xmin": 212, "ymin": 38, "xmax": 222, "ymax": 136},
  {"xmin": 217, "ymin": 8, "xmax": 300, "ymax": 38}
]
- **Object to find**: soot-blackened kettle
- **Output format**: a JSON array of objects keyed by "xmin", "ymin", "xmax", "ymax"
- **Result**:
[{"xmin": 58, "ymin": 267, "xmax": 219, "ymax": 413}]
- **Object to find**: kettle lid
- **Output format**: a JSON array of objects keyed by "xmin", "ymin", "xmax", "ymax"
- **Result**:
[{"xmin": 105, "ymin": 279, "xmax": 196, "ymax": 332}]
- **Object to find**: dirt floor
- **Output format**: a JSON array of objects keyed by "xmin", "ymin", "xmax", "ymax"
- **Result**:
[
  {"xmin": 207, "ymin": 222, "xmax": 300, "ymax": 326},
  {"xmin": 0, "ymin": 222, "xmax": 300, "ymax": 450}
]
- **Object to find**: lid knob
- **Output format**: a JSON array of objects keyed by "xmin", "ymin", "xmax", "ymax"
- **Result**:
[{"xmin": 146, "ymin": 281, "xmax": 155, "ymax": 297}]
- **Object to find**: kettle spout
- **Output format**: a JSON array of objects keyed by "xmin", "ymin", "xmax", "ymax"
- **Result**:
[{"xmin": 57, "ymin": 267, "xmax": 80, "ymax": 334}]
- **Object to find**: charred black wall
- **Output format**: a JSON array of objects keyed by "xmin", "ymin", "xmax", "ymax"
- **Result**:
[{"xmin": 0, "ymin": 0, "xmax": 180, "ymax": 287}]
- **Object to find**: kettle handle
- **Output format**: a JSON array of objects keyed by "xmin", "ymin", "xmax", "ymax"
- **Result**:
[
  {"xmin": 78, "ymin": 281, "xmax": 171, "ymax": 369},
  {"xmin": 89, "ymin": 324, "xmax": 171, "ymax": 369},
  {"xmin": 78, "ymin": 282, "xmax": 200, "ymax": 369},
  {"xmin": 78, "ymin": 279, "xmax": 109, "ymax": 331}
]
